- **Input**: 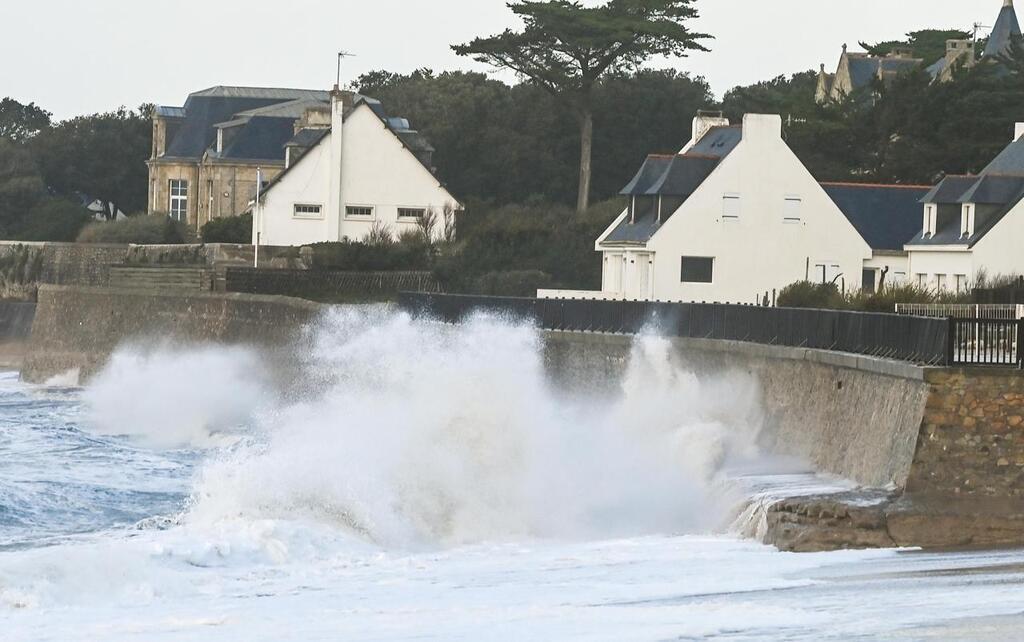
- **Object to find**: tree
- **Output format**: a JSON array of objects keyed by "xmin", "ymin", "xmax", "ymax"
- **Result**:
[
  {"xmin": 30, "ymin": 105, "xmax": 153, "ymax": 218},
  {"xmin": 0, "ymin": 98, "xmax": 52, "ymax": 142},
  {"xmin": 453, "ymin": 0, "xmax": 709, "ymax": 213},
  {"xmin": 0, "ymin": 138, "xmax": 46, "ymax": 236},
  {"xmin": 860, "ymin": 29, "xmax": 972, "ymax": 66}
]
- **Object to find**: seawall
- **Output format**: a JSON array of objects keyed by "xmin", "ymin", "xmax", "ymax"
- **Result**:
[
  {"xmin": 543, "ymin": 331, "xmax": 1024, "ymax": 551},
  {"xmin": 22, "ymin": 285, "xmax": 321, "ymax": 383}
]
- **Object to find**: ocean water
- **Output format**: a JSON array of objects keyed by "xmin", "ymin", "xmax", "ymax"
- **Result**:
[{"xmin": 2, "ymin": 307, "xmax": 1024, "ymax": 641}]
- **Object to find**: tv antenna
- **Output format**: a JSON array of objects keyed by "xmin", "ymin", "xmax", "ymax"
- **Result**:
[
  {"xmin": 974, "ymin": 22, "xmax": 992, "ymax": 42},
  {"xmin": 336, "ymin": 51, "xmax": 356, "ymax": 89}
]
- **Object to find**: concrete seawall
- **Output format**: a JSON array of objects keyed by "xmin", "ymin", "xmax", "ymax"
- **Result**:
[
  {"xmin": 17, "ymin": 286, "xmax": 1024, "ymax": 550},
  {"xmin": 23, "ymin": 285, "xmax": 322, "ymax": 382}
]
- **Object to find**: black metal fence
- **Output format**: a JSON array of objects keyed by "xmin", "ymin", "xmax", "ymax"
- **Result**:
[
  {"xmin": 949, "ymin": 318, "xmax": 1024, "ymax": 368},
  {"xmin": 398, "ymin": 293, "xmax": 954, "ymax": 366}
]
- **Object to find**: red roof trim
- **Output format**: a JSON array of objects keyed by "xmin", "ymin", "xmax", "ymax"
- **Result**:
[{"xmin": 819, "ymin": 181, "xmax": 932, "ymax": 190}]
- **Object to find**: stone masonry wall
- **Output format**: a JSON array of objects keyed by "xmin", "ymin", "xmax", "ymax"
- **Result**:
[{"xmin": 908, "ymin": 368, "xmax": 1024, "ymax": 497}]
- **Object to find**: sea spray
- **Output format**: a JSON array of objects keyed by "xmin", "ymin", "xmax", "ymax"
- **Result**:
[{"xmin": 178, "ymin": 306, "xmax": 772, "ymax": 547}]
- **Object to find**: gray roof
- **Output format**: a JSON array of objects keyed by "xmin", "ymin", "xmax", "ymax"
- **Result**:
[
  {"xmin": 982, "ymin": 135, "xmax": 1024, "ymax": 173},
  {"xmin": 958, "ymin": 174, "xmax": 1024, "ymax": 204},
  {"xmin": 879, "ymin": 57, "xmax": 921, "ymax": 74},
  {"xmin": 287, "ymin": 128, "xmax": 329, "ymax": 148},
  {"xmin": 216, "ymin": 116, "xmax": 299, "ymax": 162},
  {"xmin": 921, "ymin": 175, "xmax": 977, "ymax": 204},
  {"xmin": 847, "ymin": 56, "xmax": 881, "ymax": 90},
  {"xmin": 606, "ymin": 126, "xmax": 741, "ymax": 245},
  {"xmin": 984, "ymin": 3, "xmax": 1022, "ymax": 59},
  {"xmin": 155, "ymin": 105, "xmax": 186, "ymax": 118},
  {"xmin": 821, "ymin": 183, "xmax": 931, "ymax": 251},
  {"xmin": 190, "ymin": 86, "xmax": 330, "ymax": 100},
  {"xmin": 926, "ymin": 57, "xmax": 948, "ymax": 79}
]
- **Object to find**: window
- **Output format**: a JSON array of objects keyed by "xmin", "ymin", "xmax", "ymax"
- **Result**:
[
  {"xmin": 169, "ymin": 179, "xmax": 188, "ymax": 221},
  {"xmin": 916, "ymin": 273, "xmax": 928, "ymax": 288},
  {"xmin": 784, "ymin": 197, "xmax": 802, "ymax": 224},
  {"xmin": 813, "ymin": 262, "xmax": 841, "ymax": 284},
  {"xmin": 893, "ymin": 271, "xmax": 907, "ymax": 283},
  {"xmin": 293, "ymin": 204, "xmax": 323, "ymax": 219},
  {"xmin": 345, "ymin": 205, "xmax": 374, "ymax": 218},
  {"xmin": 955, "ymin": 274, "xmax": 968, "ymax": 293},
  {"xmin": 722, "ymin": 195, "xmax": 740, "ymax": 222},
  {"xmin": 681, "ymin": 256, "xmax": 714, "ymax": 283},
  {"xmin": 936, "ymin": 274, "xmax": 947, "ymax": 292},
  {"xmin": 398, "ymin": 208, "xmax": 426, "ymax": 220},
  {"xmin": 862, "ymin": 269, "xmax": 877, "ymax": 293}
]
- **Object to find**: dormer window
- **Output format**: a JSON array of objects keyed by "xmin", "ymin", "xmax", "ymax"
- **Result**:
[
  {"xmin": 923, "ymin": 204, "xmax": 937, "ymax": 238},
  {"xmin": 961, "ymin": 203, "xmax": 975, "ymax": 238}
]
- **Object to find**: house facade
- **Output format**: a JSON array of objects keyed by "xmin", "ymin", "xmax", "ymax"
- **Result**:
[
  {"xmin": 906, "ymin": 122, "xmax": 1024, "ymax": 292},
  {"xmin": 147, "ymin": 86, "xmax": 330, "ymax": 232},
  {"xmin": 541, "ymin": 113, "xmax": 926, "ymax": 304},
  {"xmin": 253, "ymin": 88, "xmax": 458, "ymax": 246},
  {"xmin": 815, "ymin": 1, "xmax": 1018, "ymax": 104}
]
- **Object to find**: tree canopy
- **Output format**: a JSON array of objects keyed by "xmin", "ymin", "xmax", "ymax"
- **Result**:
[
  {"xmin": 453, "ymin": 0, "xmax": 709, "ymax": 212},
  {"xmin": 0, "ymin": 98, "xmax": 52, "ymax": 142},
  {"xmin": 860, "ymin": 29, "xmax": 973, "ymax": 65}
]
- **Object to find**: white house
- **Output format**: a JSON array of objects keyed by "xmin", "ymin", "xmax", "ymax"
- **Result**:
[
  {"xmin": 906, "ymin": 123, "xmax": 1024, "ymax": 292},
  {"xmin": 253, "ymin": 88, "xmax": 459, "ymax": 246},
  {"xmin": 546, "ymin": 113, "xmax": 927, "ymax": 304}
]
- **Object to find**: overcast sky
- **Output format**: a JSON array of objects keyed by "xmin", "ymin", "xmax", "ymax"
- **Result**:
[{"xmin": 0, "ymin": 0, "xmax": 998, "ymax": 120}]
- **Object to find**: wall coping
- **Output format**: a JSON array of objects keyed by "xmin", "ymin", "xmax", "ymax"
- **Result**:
[
  {"xmin": 36, "ymin": 284, "xmax": 325, "ymax": 313},
  {"xmin": 543, "ymin": 330, "xmax": 929, "ymax": 381}
]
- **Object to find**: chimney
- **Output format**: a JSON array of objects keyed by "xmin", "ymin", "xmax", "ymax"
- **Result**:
[
  {"xmin": 1015, "ymin": 122, "xmax": 1024, "ymax": 142},
  {"xmin": 689, "ymin": 111, "xmax": 730, "ymax": 147},
  {"xmin": 741, "ymin": 114, "xmax": 783, "ymax": 143},
  {"xmin": 1006, "ymin": 0, "xmax": 1014, "ymax": 8}
]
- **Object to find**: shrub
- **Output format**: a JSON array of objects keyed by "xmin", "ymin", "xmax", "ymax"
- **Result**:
[
  {"xmin": 201, "ymin": 212, "xmax": 252, "ymax": 244},
  {"xmin": 15, "ymin": 198, "xmax": 92, "ymax": 242},
  {"xmin": 310, "ymin": 238, "xmax": 430, "ymax": 271},
  {"xmin": 470, "ymin": 270, "xmax": 553, "ymax": 297},
  {"xmin": 78, "ymin": 214, "xmax": 192, "ymax": 244},
  {"xmin": 776, "ymin": 281, "xmax": 844, "ymax": 309}
]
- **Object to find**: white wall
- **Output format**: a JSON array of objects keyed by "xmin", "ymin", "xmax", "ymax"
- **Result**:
[
  {"xmin": 257, "ymin": 103, "xmax": 457, "ymax": 247},
  {"xmin": 642, "ymin": 115, "xmax": 872, "ymax": 304},
  {"xmin": 973, "ymin": 199, "xmax": 1024, "ymax": 279},
  {"xmin": 906, "ymin": 249, "xmax": 974, "ymax": 292},
  {"xmin": 863, "ymin": 254, "xmax": 909, "ymax": 289}
]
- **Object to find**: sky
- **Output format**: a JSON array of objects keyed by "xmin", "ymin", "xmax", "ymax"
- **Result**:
[{"xmin": 0, "ymin": 0, "xmax": 1001, "ymax": 120}]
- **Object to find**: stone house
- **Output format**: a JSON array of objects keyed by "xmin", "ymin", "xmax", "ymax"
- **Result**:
[
  {"xmin": 815, "ymin": 0, "xmax": 1020, "ymax": 104},
  {"xmin": 147, "ymin": 86, "xmax": 330, "ymax": 233},
  {"xmin": 254, "ymin": 88, "xmax": 458, "ymax": 247}
]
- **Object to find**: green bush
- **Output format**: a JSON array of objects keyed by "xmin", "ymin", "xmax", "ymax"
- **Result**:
[
  {"xmin": 776, "ymin": 281, "xmax": 845, "ymax": 309},
  {"xmin": 310, "ymin": 235, "xmax": 430, "ymax": 271},
  {"xmin": 470, "ymin": 270, "xmax": 553, "ymax": 297},
  {"xmin": 15, "ymin": 198, "xmax": 92, "ymax": 242},
  {"xmin": 201, "ymin": 212, "xmax": 252, "ymax": 244},
  {"xmin": 77, "ymin": 215, "xmax": 192, "ymax": 245}
]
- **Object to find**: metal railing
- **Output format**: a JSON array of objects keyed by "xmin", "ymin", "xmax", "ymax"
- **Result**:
[
  {"xmin": 399, "ymin": 293, "xmax": 953, "ymax": 366},
  {"xmin": 896, "ymin": 303, "xmax": 1024, "ymax": 320},
  {"xmin": 948, "ymin": 318, "xmax": 1023, "ymax": 367}
]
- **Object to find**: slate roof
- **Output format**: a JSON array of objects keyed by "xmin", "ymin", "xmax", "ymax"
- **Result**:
[
  {"xmin": 605, "ymin": 127, "xmax": 742, "ymax": 245},
  {"xmin": 217, "ymin": 116, "xmax": 298, "ymax": 161},
  {"xmin": 921, "ymin": 175, "xmax": 977, "ymax": 204},
  {"xmin": 159, "ymin": 87, "xmax": 329, "ymax": 160},
  {"xmin": 821, "ymin": 183, "xmax": 931, "ymax": 251},
  {"xmin": 847, "ymin": 56, "xmax": 881, "ymax": 90},
  {"xmin": 984, "ymin": 2, "xmax": 1022, "ymax": 59},
  {"xmin": 287, "ymin": 128, "xmax": 330, "ymax": 148},
  {"xmin": 982, "ymin": 135, "xmax": 1024, "ymax": 173},
  {"xmin": 959, "ymin": 174, "xmax": 1024, "ymax": 204}
]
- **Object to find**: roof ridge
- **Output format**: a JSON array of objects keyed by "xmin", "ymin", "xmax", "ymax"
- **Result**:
[{"xmin": 681, "ymin": 152, "xmax": 722, "ymax": 160}]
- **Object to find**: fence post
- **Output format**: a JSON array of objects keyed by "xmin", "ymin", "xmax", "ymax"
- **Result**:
[
  {"xmin": 1019, "ymin": 319, "xmax": 1024, "ymax": 370},
  {"xmin": 946, "ymin": 317, "xmax": 956, "ymax": 367}
]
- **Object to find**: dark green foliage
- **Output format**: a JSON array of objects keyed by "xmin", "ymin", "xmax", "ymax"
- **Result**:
[
  {"xmin": 860, "ymin": 30, "xmax": 972, "ymax": 66},
  {"xmin": 359, "ymin": 69, "xmax": 712, "ymax": 207},
  {"xmin": 0, "ymin": 98, "xmax": 52, "ymax": 142},
  {"xmin": 437, "ymin": 198, "xmax": 623, "ymax": 293},
  {"xmin": 453, "ymin": 0, "xmax": 709, "ymax": 211},
  {"xmin": 779, "ymin": 280, "xmax": 970, "ymax": 311},
  {"xmin": 777, "ymin": 281, "xmax": 845, "ymax": 309},
  {"xmin": 0, "ymin": 138, "xmax": 46, "ymax": 237},
  {"xmin": 310, "ymin": 234, "xmax": 431, "ymax": 272},
  {"xmin": 30, "ymin": 105, "xmax": 153, "ymax": 218},
  {"xmin": 77, "ymin": 215, "xmax": 192, "ymax": 245},
  {"xmin": 201, "ymin": 213, "xmax": 253, "ymax": 244},
  {"xmin": 470, "ymin": 270, "xmax": 554, "ymax": 297},
  {"xmin": 16, "ymin": 198, "xmax": 92, "ymax": 242}
]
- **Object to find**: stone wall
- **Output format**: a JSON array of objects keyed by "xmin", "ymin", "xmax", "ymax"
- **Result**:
[
  {"xmin": 225, "ymin": 268, "xmax": 442, "ymax": 302},
  {"xmin": 22, "ymin": 285, "xmax": 322, "ymax": 382},
  {"xmin": 908, "ymin": 368, "xmax": 1024, "ymax": 497}
]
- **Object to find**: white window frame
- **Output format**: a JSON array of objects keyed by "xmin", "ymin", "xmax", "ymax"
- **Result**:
[
  {"xmin": 345, "ymin": 205, "xmax": 375, "ymax": 220},
  {"xmin": 783, "ymin": 196, "xmax": 802, "ymax": 224},
  {"xmin": 293, "ymin": 203, "xmax": 324, "ymax": 220},
  {"xmin": 955, "ymin": 274, "xmax": 968, "ymax": 293},
  {"xmin": 169, "ymin": 179, "xmax": 188, "ymax": 221},
  {"xmin": 936, "ymin": 273, "xmax": 948, "ymax": 292},
  {"xmin": 722, "ymin": 194, "xmax": 741, "ymax": 222},
  {"xmin": 397, "ymin": 207, "xmax": 427, "ymax": 221},
  {"xmin": 916, "ymin": 273, "xmax": 928, "ymax": 289}
]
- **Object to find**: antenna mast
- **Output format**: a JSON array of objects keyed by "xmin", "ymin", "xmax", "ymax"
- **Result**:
[{"xmin": 336, "ymin": 51, "xmax": 355, "ymax": 89}]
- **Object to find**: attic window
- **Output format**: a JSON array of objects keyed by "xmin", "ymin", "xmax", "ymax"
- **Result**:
[
  {"xmin": 398, "ymin": 208, "xmax": 426, "ymax": 220},
  {"xmin": 346, "ymin": 205, "xmax": 374, "ymax": 218},
  {"xmin": 722, "ymin": 195, "xmax": 740, "ymax": 222},
  {"xmin": 293, "ymin": 204, "xmax": 323, "ymax": 220},
  {"xmin": 784, "ymin": 197, "xmax": 802, "ymax": 224}
]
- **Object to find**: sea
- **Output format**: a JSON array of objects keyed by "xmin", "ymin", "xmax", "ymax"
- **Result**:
[{"xmin": 2, "ymin": 306, "xmax": 1024, "ymax": 641}]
